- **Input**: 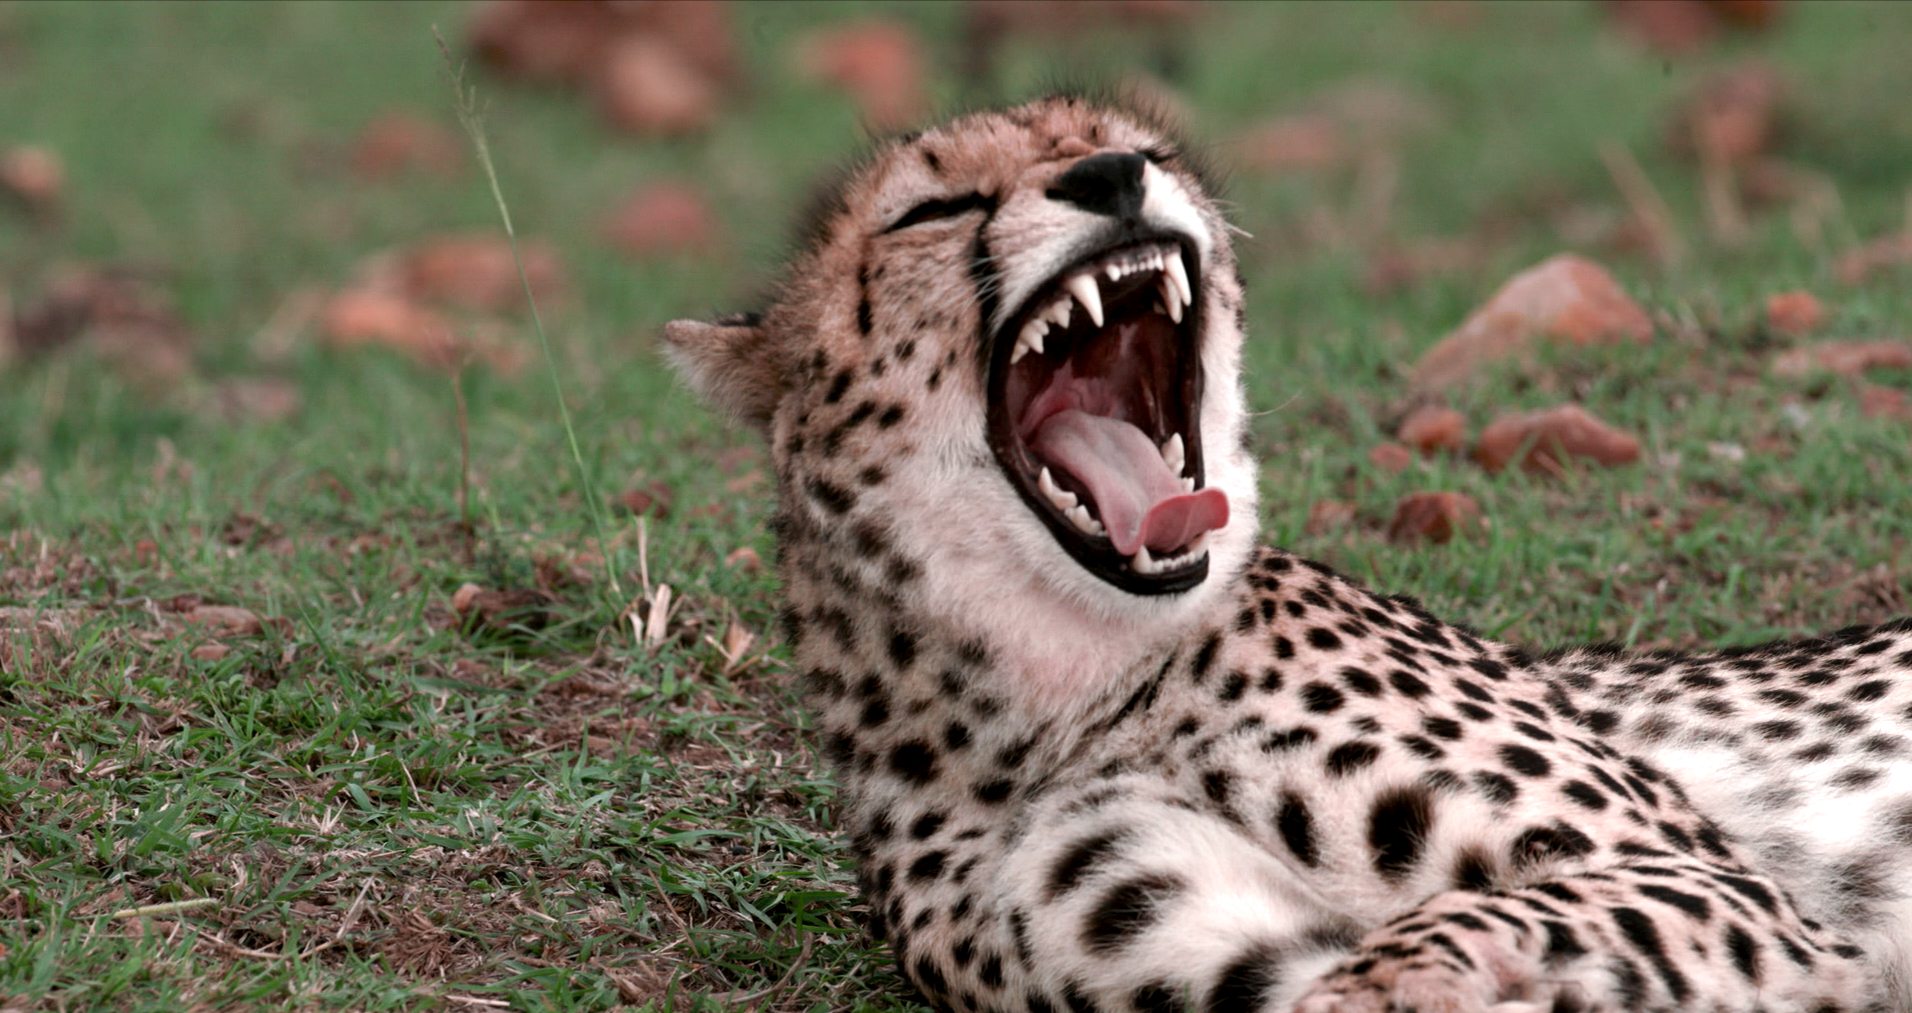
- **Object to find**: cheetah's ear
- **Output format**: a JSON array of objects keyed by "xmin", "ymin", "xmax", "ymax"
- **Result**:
[{"xmin": 663, "ymin": 313, "xmax": 785, "ymax": 432}]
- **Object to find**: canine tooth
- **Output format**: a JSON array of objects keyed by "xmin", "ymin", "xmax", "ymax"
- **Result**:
[
  {"xmin": 1160, "ymin": 433, "xmax": 1185, "ymax": 474},
  {"xmin": 1066, "ymin": 274, "xmax": 1104, "ymax": 327},
  {"xmin": 1131, "ymin": 545, "xmax": 1155, "ymax": 574},
  {"xmin": 1038, "ymin": 467, "xmax": 1078, "ymax": 510},
  {"xmin": 1164, "ymin": 250, "xmax": 1192, "ymax": 309},
  {"xmin": 1181, "ymin": 476, "xmax": 1195, "ymax": 493},
  {"xmin": 1161, "ymin": 275, "xmax": 1183, "ymax": 323}
]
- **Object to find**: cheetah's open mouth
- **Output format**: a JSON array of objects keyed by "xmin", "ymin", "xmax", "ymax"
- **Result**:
[{"xmin": 987, "ymin": 238, "xmax": 1225, "ymax": 594}]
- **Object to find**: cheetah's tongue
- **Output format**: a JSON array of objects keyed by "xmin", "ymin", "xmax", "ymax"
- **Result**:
[{"xmin": 1031, "ymin": 409, "xmax": 1229, "ymax": 556}]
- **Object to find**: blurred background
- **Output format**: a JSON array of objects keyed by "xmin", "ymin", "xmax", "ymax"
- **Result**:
[{"xmin": 3, "ymin": 3, "xmax": 1912, "ymax": 1010}]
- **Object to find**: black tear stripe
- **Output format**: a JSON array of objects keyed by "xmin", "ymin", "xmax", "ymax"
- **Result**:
[
  {"xmin": 965, "ymin": 198, "xmax": 1003, "ymax": 373},
  {"xmin": 856, "ymin": 260, "xmax": 874, "ymax": 337}
]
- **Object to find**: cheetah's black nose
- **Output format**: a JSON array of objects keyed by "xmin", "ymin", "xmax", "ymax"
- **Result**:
[{"xmin": 1046, "ymin": 152, "xmax": 1147, "ymax": 222}]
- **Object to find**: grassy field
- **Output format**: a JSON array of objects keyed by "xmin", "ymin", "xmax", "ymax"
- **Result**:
[{"xmin": 2, "ymin": 1, "xmax": 1911, "ymax": 1009}]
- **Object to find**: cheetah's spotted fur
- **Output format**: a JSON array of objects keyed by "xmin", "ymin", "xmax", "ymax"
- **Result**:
[{"xmin": 665, "ymin": 97, "xmax": 1912, "ymax": 1012}]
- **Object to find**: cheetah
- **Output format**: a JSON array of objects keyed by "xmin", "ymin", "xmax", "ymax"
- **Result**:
[{"xmin": 664, "ymin": 96, "xmax": 1912, "ymax": 1012}]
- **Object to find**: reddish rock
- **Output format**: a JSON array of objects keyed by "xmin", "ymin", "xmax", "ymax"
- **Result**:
[
  {"xmin": 0, "ymin": 145, "xmax": 63, "ymax": 220},
  {"xmin": 1396, "ymin": 406, "xmax": 1467, "ymax": 455},
  {"xmin": 1368, "ymin": 443, "xmax": 1414, "ymax": 474},
  {"xmin": 1474, "ymin": 404, "xmax": 1642, "ymax": 476},
  {"xmin": 1671, "ymin": 61, "xmax": 1784, "ymax": 165},
  {"xmin": 1409, "ymin": 254, "xmax": 1654, "ymax": 392},
  {"xmin": 1607, "ymin": 0, "xmax": 1783, "ymax": 54},
  {"xmin": 1763, "ymin": 291, "xmax": 1824, "ymax": 336},
  {"xmin": 603, "ymin": 182, "xmax": 717, "ymax": 257},
  {"xmin": 593, "ymin": 34, "xmax": 719, "ymax": 135},
  {"xmin": 394, "ymin": 236, "xmax": 567, "ymax": 314},
  {"xmin": 352, "ymin": 111, "xmax": 464, "ymax": 180},
  {"xmin": 1836, "ymin": 233, "xmax": 1912, "ymax": 286},
  {"xmin": 320, "ymin": 290, "xmax": 458, "ymax": 367},
  {"xmin": 615, "ymin": 481, "xmax": 675, "ymax": 519},
  {"xmin": 1386, "ymin": 492, "xmax": 1481, "ymax": 545},
  {"xmin": 1771, "ymin": 340, "xmax": 1912, "ymax": 379},
  {"xmin": 797, "ymin": 21, "xmax": 928, "ymax": 130},
  {"xmin": 1233, "ymin": 114, "xmax": 1345, "ymax": 173},
  {"xmin": 181, "ymin": 605, "xmax": 265, "ymax": 637},
  {"xmin": 1858, "ymin": 384, "xmax": 1912, "ymax": 422},
  {"xmin": 1304, "ymin": 500, "xmax": 1358, "ymax": 537},
  {"xmin": 469, "ymin": 0, "xmax": 734, "ymax": 87}
]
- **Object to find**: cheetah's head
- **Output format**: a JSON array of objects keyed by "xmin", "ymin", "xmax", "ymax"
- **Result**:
[{"xmin": 667, "ymin": 97, "xmax": 1257, "ymax": 660}]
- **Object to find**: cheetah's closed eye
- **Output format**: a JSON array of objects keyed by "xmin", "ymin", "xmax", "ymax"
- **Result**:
[{"xmin": 666, "ymin": 95, "xmax": 1911, "ymax": 1013}]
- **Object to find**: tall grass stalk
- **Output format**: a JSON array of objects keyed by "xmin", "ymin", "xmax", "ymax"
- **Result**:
[{"xmin": 433, "ymin": 28, "xmax": 623, "ymax": 598}]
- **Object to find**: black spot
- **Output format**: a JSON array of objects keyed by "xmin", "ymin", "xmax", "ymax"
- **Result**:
[
  {"xmin": 1513, "ymin": 721, "xmax": 1556, "ymax": 742},
  {"xmin": 975, "ymin": 778, "xmax": 1014, "ymax": 804},
  {"xmin": 877, "ymin": 404, "xmax": 906, "ymax": 428},
  {"xmin": 1130, "ymin": 982, "xmax": 1180, "ymax": 1013},
  {"xmin": 1710, "ymin": 873, "xmax": 1778, "ymax": 914},
  {"xmin": 1540, "ymin": 920, "xmax": 1587, "ymax": 966},
  {"xmin": 909, "ymin": 850, "xmax": 947, "ymax": 881},
  {"xmin": 1611, "ymin": 906, "xmax": 1688, "ymax": 1001},
  {"xmin": 1423, "ymin": 716, "xmax": 1464, "ymax": 740},
  {"xmin": 1273, "ymin": 636, "xmax": 1294, "ymax": 660},
  {"xmin": 1276, "ymin": 793, "xmax": 1318, "ymax": 867},
  {"xmin": 1204, "ymin": 943, "xmax": 1282, "ymax": 1013},
  {"xmin": 1511, "ymin": 822, "xmax": 1596, "ymax": 865},
  {"xmin": 1326, "ymin": 741, "xmax": 1382, "ymax": 776},
  {"xmin": 1561, "ymin": 780, "xmax": 1608, "ymax": 810},
  {"xmin": 1499, "ymin": 743, "xmax": 1552, "ymax": 778},
  {"xmin": 1468, "ymin": 657, "xmax": 1509, "ymax": 681},
  {"xmin": 1049, "ymin": 830, "xmax": 1127, "ymax": 897},
  {"xmin": 1306, "ymin": 627, "xmax": 1342, "ymax": 651},
  {"xmin": 824, "ymin": 367, "xmax": 853, "ymax": 403},
  {"xmin": 1388, "ymin": 669, "xmax": 1431, "ymax": 697},
  {"xmin": 1301, "ymin": 682, "xmax": 1345, "ymax": 713},
  {"xmin": 878, "ymin": 627, "xmax": 915, "ymax": 669},
  {"xmin": 1190, "ymin": 632, "xmax": 1221, "ymax": 683},
  {"xmin": 1722, "ymin": 922, "xmax": 1760, "ymax": 982},
  {"xmin": 1082, "ymin": 873, "xmax": 1184, "ymax": 954},
  {"xmin": 1369, "ymin": 787, "xmax": 1433, "ymax": 881},
  {"xmin": 1263, "ymin": 727, "xmax": 1318, "ymax": 752},
  {"xmin": 890, "ymin": 740, "xmax": 937, "ymax": 784},
  {"xmin": 806, "ymin": 477, "xmax": 855, "ymax": 515},
  {"xmin": 1452, "ymin": 849, "xmax": 1495, "ymax": 890},
  {"xmin": 1217, "ymin": 670, "xmax": 1248, "ymax": 703},
  {"xmin": 911, "ymin": 813, "xmax": 945, "ymax": 840},
  {"xmin": 1638, "ymin": 884, "xmax": 1710, "ymax": 922},
  {"xmin": 1473, "ymin": 771, "xmax": 1518, "ymax": 804}
]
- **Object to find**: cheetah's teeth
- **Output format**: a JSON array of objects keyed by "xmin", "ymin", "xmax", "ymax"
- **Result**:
[
  {"xmin": 1159, "ymin": 274, "xmax": 1183, "ymax": 324},
  {"xmin": 1038, "ymin": 467, "xmax": 1078, "ymax": 511},
  {"xmin": 1164, "ymin": 249, "xmax": 1192, "ymax": 311},
  {"xmin": 1066, "ymin": 273, "xmax": 1104, "ymax": 328},
  {"xmin": 1065, "ymin": 503, "xmax": 1104, "ymax": 536},
  {"xmin": 1160, "ymin": 433, "xmax": 1185, "ymax": 475},
  {"xmin": 1044, "ymin": 296, "xmax": 1072, "ymax": 330},
  {"xmin": 1012, "ymin": 318, "xmax": 1047, "ymax": 364},
  {"xmin": 1131, "ymin": 533, "xmax": 1209, "ymax": 575},
  {"xmin": 1181, "ymin": 475, "xmax": 1196, "ymax": 493},
  {"xmin": 1131, "ymin": 545, "xmax": 1155, "ymax": 573}
]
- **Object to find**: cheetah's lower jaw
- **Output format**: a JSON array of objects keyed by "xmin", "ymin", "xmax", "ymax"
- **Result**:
[{"xmin": 1031, "ymin": 408, "xmax": 1229, "ymax": 557}]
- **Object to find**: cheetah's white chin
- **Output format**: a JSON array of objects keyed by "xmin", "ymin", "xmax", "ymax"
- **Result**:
[{"xmin": 986, "ymin": 237, "xmax": 1226, "ymax": 595}]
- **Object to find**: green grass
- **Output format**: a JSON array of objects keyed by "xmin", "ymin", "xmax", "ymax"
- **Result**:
[{"xmin": 3, "ymin": 0, "xmax": 1911, "ymax": 1008}]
